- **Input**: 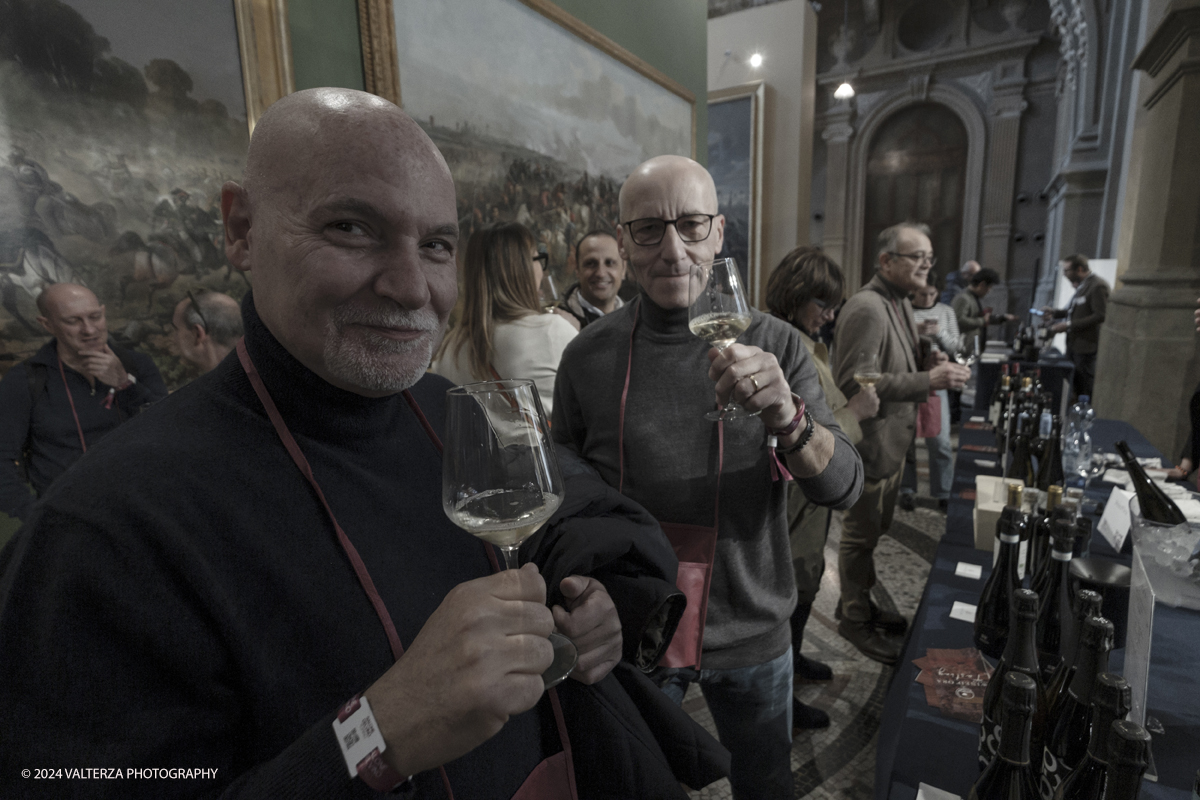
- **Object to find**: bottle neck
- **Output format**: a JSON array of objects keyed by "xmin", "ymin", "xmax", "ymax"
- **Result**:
[
  {"xmin": 997, "ymin": 704, "xmax": 1034, "ymax": 764},
  {"xmin": 1106, "ymin": 764, "xmax": 1146, "ymax": 800},
  {"xmin": 1068, "ymin": 643, "xmax": 1110, "ymax": 701},
  {"xmin": 1004, "ymin": 613, "xmax": 1040, "ymax": 673},
  {"xmin": 1087, "ymin": 704, "xmax": 1124, "ymax": 760}
]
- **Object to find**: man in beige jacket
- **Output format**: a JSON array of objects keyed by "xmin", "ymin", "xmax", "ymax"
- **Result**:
[{"xmin": 832, "ymin": 223, "xmax": 970, "ymax": 664}]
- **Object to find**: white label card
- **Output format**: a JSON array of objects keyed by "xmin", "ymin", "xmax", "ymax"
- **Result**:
[
  {"xmin": 969, "ymin": 416, "xmax": 985, "ymax": 423},
  {"xmin": 975, "ymin": 459, "xmax": 997, "ymax": 469},
  {"xmin": 1098, "ymin": 487, "xmax": 1134, "ymax": 553},
  {"xmin": 949, "ymin": 601, "xmax": 977, "ymax": 622},
  {"xmin": 917, "ymin": 783, "xmax": 963, "ymax": 800},
  {"xmin": 955, "ymin": 562, "xmax": 983, "ymax": 580}
]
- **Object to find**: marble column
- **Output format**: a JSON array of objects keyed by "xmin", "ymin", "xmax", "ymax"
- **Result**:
[
  {"xmin": 1093, "ymin": 0, "xmax": 1200, "ymax": 457},
  {"xmin": 821, "ymin": 100, "xmax": 856, "ymax": 291}
]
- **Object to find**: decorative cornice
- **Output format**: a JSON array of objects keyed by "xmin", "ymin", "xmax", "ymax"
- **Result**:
[
  {"xmin": 1048, "ymin": 0, "xmax": 1087, "ymax": 94},
  {"xmin": 816, "ymin": 35, "xmax": 1043, "ymax": 87},
  {"xmin": 1132, "ymin": 0, "xmax": 1200, "ymax": 78}
]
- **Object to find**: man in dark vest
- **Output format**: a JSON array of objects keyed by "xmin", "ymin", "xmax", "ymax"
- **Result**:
[
  {"xmin": 0, "ymin": 90, "xmax": 730, "ymax": 798},
  {"xmin": 0, "ymin": 283, "xmax": 166, "ymax": 520}
]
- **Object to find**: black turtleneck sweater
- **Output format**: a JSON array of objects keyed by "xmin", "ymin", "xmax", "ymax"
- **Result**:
[
  {"xmin": 0, "ymin": 294, "xmax": 717, "ymax": 799},
  {"xmin": 553, "ymin": 295, "xmax": 864, "ymax": 671}
]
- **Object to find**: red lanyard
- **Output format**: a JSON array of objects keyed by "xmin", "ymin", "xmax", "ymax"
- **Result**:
[
  {"xmin": 236, "ymin": 339, "xmax": 576, "ymax": 800},
  {"xmin": 56, "ymin": 356, "xmax": 88, "ymax": 453}
]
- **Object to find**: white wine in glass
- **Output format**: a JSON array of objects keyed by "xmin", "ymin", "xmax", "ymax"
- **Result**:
[
  {"xmin": 442, "ymin": 379, "xmax": 577, "ymax": 687},
  {"xmin": 688, "ymin": 257, "xmax": 756, "ymax": 421},
  {"xmin": 956, "ymin": 334, "xmax": 980, "ymax": 367},
  {"xmin": 854, "ymin": 352, "xmax": 882, "ymax": 388}
]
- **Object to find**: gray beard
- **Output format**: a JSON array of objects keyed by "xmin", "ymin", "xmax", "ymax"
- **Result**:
[{"xmin": 322, "ymin": 305, "xmax": 441, "ymax": 393}]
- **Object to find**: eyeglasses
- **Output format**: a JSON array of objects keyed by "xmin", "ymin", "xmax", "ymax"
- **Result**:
[
  {"xmin": 532, "ymin": 252, "xmax": 549, "ymax": 265},
  {"xmin": 186, "ymin": 289, "xmax": 210, "ymax": 331},
  {"xmin": 623, "ymin": 214, "xmax": 715, "ymax": 247},
  {"xmin": 888, "ymin": 251, "xmax": 937, "ymax": 267}
]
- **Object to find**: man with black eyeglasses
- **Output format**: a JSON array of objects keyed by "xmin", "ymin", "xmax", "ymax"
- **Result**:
[
  {"xmin": 552, "ymin": 154, "xmax": 864, "ymax": 800},
  {"xmin": 170, "ymin": 289, "xmax": 243, "ymax": 376},
  {"xmin": 831, "ymin": 223, "xmax": 970, "ymax": 665}
]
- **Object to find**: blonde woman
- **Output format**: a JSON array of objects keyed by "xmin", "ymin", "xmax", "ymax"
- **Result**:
[{"xmin": 431, "ymin": 222, "xmax": 577, "ymax": 413}]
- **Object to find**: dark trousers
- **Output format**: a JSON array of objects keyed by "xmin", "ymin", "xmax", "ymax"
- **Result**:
[{"xmin": 1070, "ymin": 350, "xmax": 1097, "ymax": 399}]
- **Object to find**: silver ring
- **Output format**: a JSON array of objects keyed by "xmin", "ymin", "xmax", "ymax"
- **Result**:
[{"xmin": 748, "ymin": 374, "xmax": 761, "ymax": 392}]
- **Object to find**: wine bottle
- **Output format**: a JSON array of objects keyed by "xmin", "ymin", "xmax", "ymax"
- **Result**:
[
  {"xmin": 969, "ymin": 672, "xmax": 1041, "ymax": 800},
  {"xmin": 1114, "ymin": 440, "xmax": 1187, "ymax": 525},
  {"xmin": 1102, "ymin": 721, "xmax": 1152, "ymax": 800},
  {"xmin": 1008, "ymin": 413, "xmax": 1037, "ymax": 487},
  {"xmin": 1050, "ymin": 673, "xmax": 1131, "ymax": 800},
  {"xmin": 975, "ymin": 484, "xmax": 1027, "ymax": 660},
  {"xmin": 1030, "ymin": 486, "xmax": 1063, "ymax": 586},
  {"xmin": 990, "ymin": 366, "xmax": 1011, "ymax": 429},
  {"xmin": 1034, "ymin": 519, "xmax": 1076, "ymax": 685},
  {"xmin": 1040, "ymin": 616, "xmax": 1115, "ymax": 795},
  {"xmin": 1037, "ymin": 417, "xmax": 1064, "ymax": 491},
  {"xmin": 1073, "ymin": 516, "xmax": 1093, "ymax": 559},
  {"xmin": 1044, "ymin": 590, "xmax": 1103, "ymax": 714},
  {"xmin": 979, "ymin": 589, "xmax": 1046, "ymax": 770}
]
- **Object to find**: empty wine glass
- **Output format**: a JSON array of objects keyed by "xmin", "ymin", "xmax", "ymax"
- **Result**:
[
  {"xmin": 442, "ymin": 379, "xmax": 577, "ymax": 687},
  {"xmin": 687, "ymin": 257, "xmax": 756, "ymax": 421},
  {"xmin": 956, "ymin": 334, "xmax": 981, "ymax": 367}
]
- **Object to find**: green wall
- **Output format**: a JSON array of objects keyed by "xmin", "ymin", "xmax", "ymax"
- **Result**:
[{"xmin": 286, "ymin": 0, "xmax": 707, "ymax": 160}]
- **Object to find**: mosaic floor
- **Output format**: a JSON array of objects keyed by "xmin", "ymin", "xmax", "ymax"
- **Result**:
[{"xmin": 685, "ymin": 433, "xmax": 956, "ymax": 799}]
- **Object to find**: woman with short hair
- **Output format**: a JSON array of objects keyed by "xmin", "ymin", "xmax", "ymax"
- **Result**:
[
  {"xmin": 766, "ymin": 246, "xmax": 879, "ymax": 730},
  {"xmin": 431, "ymin": 222, "xmax": 577, "ymax": 413}
]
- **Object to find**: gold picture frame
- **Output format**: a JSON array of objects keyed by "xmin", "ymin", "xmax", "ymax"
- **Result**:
[{"xmin": 233, "ymin": 0, "xmax": 296, "ymax": 134}]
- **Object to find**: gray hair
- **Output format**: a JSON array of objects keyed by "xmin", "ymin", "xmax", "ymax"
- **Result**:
[
  {"xmin": 876, "ymin": 222, "xmax": 932, "ymax": 264},
  {"xmin": 185, "ymin": 292, "xmax": 243, "ymax": 347}
]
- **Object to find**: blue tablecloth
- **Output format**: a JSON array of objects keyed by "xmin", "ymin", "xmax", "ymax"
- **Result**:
[{"xmin": 875, "ymin": 419, "xmax": 1197, "ymax": 800}]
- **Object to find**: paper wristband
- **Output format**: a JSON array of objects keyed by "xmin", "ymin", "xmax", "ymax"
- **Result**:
[{"xmin": 333, "ymin": 695, "xmax": 412, "ymax": 793}]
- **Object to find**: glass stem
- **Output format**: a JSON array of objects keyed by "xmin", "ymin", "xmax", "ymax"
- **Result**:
[{"xmin": 501, "ymin": 546, "xmax": 521, "ymax": 570}]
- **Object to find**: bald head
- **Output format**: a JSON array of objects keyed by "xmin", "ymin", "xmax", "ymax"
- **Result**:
[
  {"xmin": 619, "ymin": 155, "xmax": 717, "ymax": 223},
  {"xmin": 37, "ymin": 283, "xmax": 97, "ymax": 318},
  {"xmin": 242, "ymin": 88, "xmax": 451, "ymax": 208},
  {"xmin": 36, "ymin": 284, "xmax": 108, "ymax": 359},
  {"xmin": 220, "ymin": 88, "xmax": 461, "ymax": 397}
]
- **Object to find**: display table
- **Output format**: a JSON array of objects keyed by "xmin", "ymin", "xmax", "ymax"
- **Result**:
[{"xmin": 875, "ymin": 418, "xmax": 1198, "ymax": 800}]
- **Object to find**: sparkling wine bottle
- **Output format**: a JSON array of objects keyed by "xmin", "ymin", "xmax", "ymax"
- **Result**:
[
  {"xmin": 1034, "ymin": 519, "xmax": 1076, "ymax": 685},
  {"xmin": 1040, "ymin": 616, "xmax": 1115, "ymax": 796},
  {"xmin": 1102, "ymin": 721, "xmax": 1152, "ymax": 800},
  {"xmin": 1030, "ymin": 487, "xmax": 1063, "ymax": 596},
  {"xmin": 975, "ymin": 484, "xmax": 1028, "ymax": 659},
  {"xmin": 1050, "ymin": 673, "xmax": 1131, "ymax": 800},
  {"xmin": 1114, "ymin": 440, "xmax": 1187, "ymax": 525},
  {"xmin": 1044, "ymin": 590, "xmax": 1103, "ymax": 714},
  {"xmin": 969, "ymin": 672, "xmax": 1041, "ymax": 800},
  {"xmin": 1037, "ymin": 417, "xmax": 1064, "ymax": 491},
  {"xmin": 979, "ymin": 589, "xmax": 1046, "ymax": 770}
]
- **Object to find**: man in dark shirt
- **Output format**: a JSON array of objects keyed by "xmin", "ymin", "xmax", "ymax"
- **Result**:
[
  {"xmin": 170, "ymin": 289, "xmax": 243, "ymax": 376},
  {"xmin": 0, "ymin": 283, "xmax": 166, "ymax": 520},
  {"xmin": 1043, "ymin": 253, "xmax": 1109, "ymax": 397}
]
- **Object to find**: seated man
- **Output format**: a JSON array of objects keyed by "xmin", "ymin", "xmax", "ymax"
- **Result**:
[
  {"xmin": 170, "ymin": 289, "xmax": 243, "ymax": 376},
  {"xmin": 553, "ymin": 155, "xmax": 864, "ymax": 799},
  {"xmin": 0, "ymin": 283, "xmax": 167, "ymax": 520},
  {"xmin": 0, "ymin": 90, "xmax": 723, "ymax": 799},
  {"xmin": 559, "ymin": 229, "xmax": 626, "ymax": 328}
]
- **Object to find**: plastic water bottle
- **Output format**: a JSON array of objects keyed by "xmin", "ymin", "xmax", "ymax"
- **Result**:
[
  {"xmin": 1039, "ymin": 409, "xmax": 1053, "ymax": 439},
  {"xmin": 1069, "ymin": 395, "xmax": 1095, "ymax": 432},
  {"xmin": 1062, "ymin": 397, "xmax": 1093, "ymax": 482}
]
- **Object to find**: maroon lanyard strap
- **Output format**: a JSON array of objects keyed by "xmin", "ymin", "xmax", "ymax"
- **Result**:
[
  {"xmin": 56, "ymin": 356, "xmax": 88, "ymax": 453},
  {"xmin": 237, "ymin": 339, "xmax": 406, "ymax": 661},
  {"xmin": 617, "ymin": 299, "xmax": 722, "ymax": 526}
]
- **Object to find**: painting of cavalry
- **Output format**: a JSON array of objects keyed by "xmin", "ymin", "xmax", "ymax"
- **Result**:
[
  {"xmin": 0, "ymin": 0, "xmax": 250, "ymax": 387},
  {"xmin": 392, "ymin": 0, "xmax": 694, "ymax": 289}
]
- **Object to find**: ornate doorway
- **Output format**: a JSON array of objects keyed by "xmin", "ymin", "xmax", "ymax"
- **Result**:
[{"xmin": 862, "ymin": 102, "xmax": 967, "ymax": 288}]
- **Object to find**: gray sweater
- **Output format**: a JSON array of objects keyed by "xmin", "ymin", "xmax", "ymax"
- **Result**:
[{"xmin": 553, "ymin": 296, "xmax": 863, "ymax": 670}]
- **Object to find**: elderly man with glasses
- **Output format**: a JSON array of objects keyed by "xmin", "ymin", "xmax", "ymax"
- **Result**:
[
  {"xmin": 552, "ymin": 155, "xmax": 864, "ymax": 800},
  {"xmin": 170, "ymin": 289, "xmax": 244, "ymax": 376},
  {"xmin": 831, "ymin": 222, "xmax": 970, "ymax": 665}
]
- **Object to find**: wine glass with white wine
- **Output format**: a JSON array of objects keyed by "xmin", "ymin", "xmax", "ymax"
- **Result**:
[
  {"xmin": 688, "ymin": 257, "xmax": 756, "ymax": 421},
  {"xmin": 854, "ymin": 352, "xmax": 882, "ymax": 390},
  {"xmin": 442, "ymin": 379, "xmax": 577, "ymax": 688}
]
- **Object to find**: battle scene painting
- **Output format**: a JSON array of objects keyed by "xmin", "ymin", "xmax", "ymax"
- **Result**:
[
  {"xmin": 391, "ymin": 0, "xmax": 693, "ymax": 294},
  {"xmin": 0, "ymin": 0, "xmax": 250, "ymax": 387}
]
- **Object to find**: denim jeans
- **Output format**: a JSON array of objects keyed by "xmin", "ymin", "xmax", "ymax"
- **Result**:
[
  {"xmin": 658, "ymin": 649, "xmax": 794, "ymax": 799},
  {"xmin": 901, "ymin": 389, "xmax": 954, "ymax": 500}
]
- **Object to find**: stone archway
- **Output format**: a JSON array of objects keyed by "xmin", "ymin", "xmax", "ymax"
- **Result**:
[{"xmin": 843, "ymin": 82, "xmax": 987, "ymax": 293}]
